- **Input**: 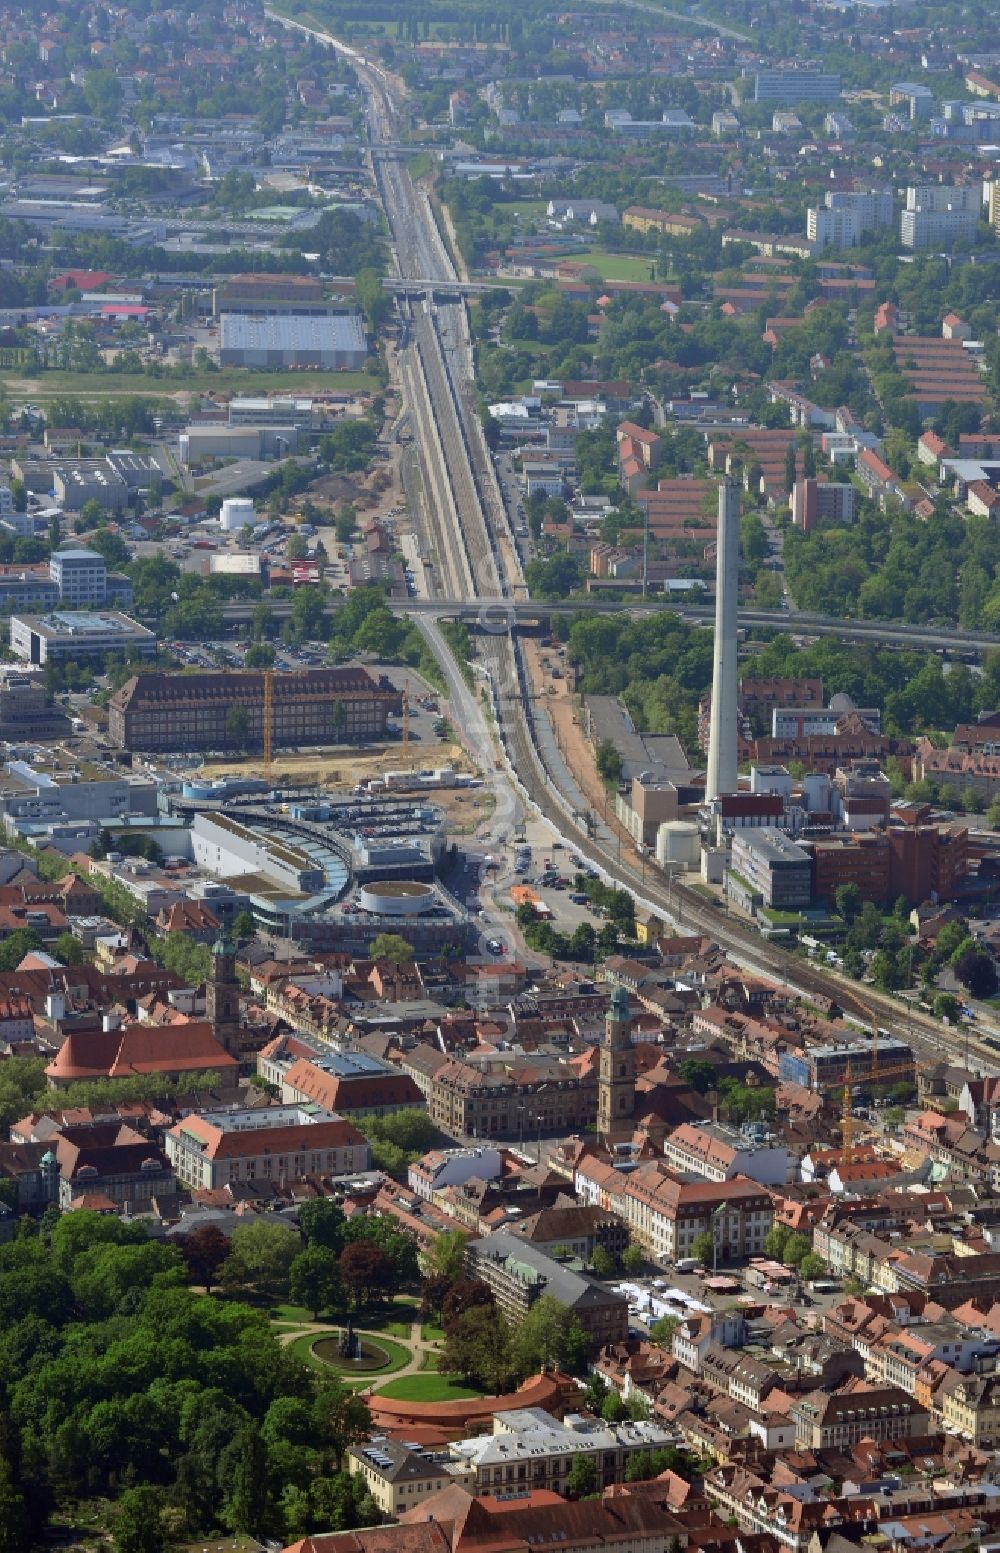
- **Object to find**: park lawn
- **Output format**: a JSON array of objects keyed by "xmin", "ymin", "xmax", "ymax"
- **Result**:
[
  {"xmin": 420, "ymin": 1321, "xmax": 445, "ymax": 1342},
  {"xmin": 420, "ymin": 1349, "xmax": 442, "ymax": 1372},
  {"xmin": 376, "ymin": 1373, "xmax": 480, "ymax": 1402},
  {"xmin": 0, "ymin": 367, "xmax": 379, "ymax": 399},
  {"xmin": 504, "ymin": 199, "xmax": 548, "ymax": 222},
  {"xmin": 362, "ymin": 1296, "xmax": 419, "ymax": 1337},
  {"xmin": 270, "ymin": 1303, "xmax": 324, "ymax": 1324},
  {"xmin": 288, "ymin": 1331, "xmax": 412, "ymax": 1376},
  {"xmin": 569, "ymin": 249, "xmax": 658, "ymax": 283}
]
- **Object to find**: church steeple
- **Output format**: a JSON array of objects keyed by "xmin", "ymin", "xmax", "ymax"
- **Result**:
[
  {"xmin": 206, "ymin": 937, "xmax": 240, "ymax": 1059},
  {"xmin": 598, "ymin": 984, "xmax": 635, "ymax": 1145}
]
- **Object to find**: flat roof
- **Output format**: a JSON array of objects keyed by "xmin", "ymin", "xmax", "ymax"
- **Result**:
[
  {"xmin": 220, "ymin": 312, "xmax": 367, "ymax": 352},
  {"xmin": 12, "ymin": 610, "xmax": 153, "ymax": 639},
  {"xmin": 198, "ymin": 1102, "xmax": 340, "ymax": 1132}
]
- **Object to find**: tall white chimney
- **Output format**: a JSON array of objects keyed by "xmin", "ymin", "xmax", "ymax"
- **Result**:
[{"xmin": 705, "ymin": 477, "xmax": 741, "ymax": 801}]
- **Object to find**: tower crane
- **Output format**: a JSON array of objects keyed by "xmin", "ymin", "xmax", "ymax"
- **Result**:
[{"xmin": 263, "ymin": 667, "xmax": 274, "ymax": 786}]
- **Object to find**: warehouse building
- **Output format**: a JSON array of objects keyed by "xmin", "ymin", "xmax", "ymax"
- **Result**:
[
  {"xmin": 219, "ymin": 312, "xmax": 368, "ymax": 369},
  {"xmin": 108, "ymin": 665, "xmax": 401, "ymax": 752}
]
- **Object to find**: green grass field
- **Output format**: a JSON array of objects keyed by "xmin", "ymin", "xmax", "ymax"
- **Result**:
[
  {"xmin": 420, "ymin": 1349, "xmax": 442, "ymax": 1371},
  {"xmin": 420, "ymin": 1321, "xmax": 445, "ymax": 1343},
  {"xmin": 376, "ymin": 1373, "xmax": 480, "ymax": 1402},
  {"xmin": 566, "ymin": 249, "xmax": 659, "ymax": 283},
  {"xmin": 270, "ymin": 1303, "xmax": 323, "ymax": 1324},
  {"xmin": 0, "ymin": 367, "xmax": 379, "ymax": 399}
]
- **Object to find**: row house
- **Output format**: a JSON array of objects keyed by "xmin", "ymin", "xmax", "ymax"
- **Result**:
[
  {"xmin": 902, "ymin": 1110, "xmax": 996, "ymax": 1184},
  {"xmin": 704, "ymin": 1464, "xmax": 845, "ymax": 1552}
]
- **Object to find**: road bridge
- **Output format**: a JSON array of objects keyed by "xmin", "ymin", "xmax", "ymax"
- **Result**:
[{"xmin": 207, "ymin": 596, "xmax": 1000, "ymax": 656}]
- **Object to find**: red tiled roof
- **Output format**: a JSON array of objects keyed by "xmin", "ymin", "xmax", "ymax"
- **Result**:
[{"xmin": 46, "ymin": 1019, "xmax": 237, "ymax": 1081}]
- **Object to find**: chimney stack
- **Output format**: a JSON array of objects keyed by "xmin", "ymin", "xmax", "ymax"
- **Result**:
[{"xmin": 705, "ymin": 477, "xmax": 741, "ymax": 802}]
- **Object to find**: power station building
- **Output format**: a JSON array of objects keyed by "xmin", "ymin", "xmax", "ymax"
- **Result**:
[{"xmin": 109, "ymin": 666, "xmax": 401, "ymax": 753}]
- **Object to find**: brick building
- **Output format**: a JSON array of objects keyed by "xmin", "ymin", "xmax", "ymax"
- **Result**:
[{"xmin": 109, "ymin": 666, "xmax": 401, "ymax": 753}]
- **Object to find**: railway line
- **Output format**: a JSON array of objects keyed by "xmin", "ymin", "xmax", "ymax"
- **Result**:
[{"xmin": 266, "ymin": 6, "xmax": 999, "ymax": 1081}]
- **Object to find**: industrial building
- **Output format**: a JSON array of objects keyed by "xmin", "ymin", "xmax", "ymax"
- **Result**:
[
  {"xmin": 10, "ymin": 611, "xmax": 156, "ymax": 665},
  {"xmin": 219, "ymin": 311, "xmax": 368, "ymax": 369},
  {"xmin": 213, "ymin": 273, "xmax": 331, "ymax": 316},
  {"xmin": 108, "ymin": 665, "xmax": 400, "ymax": 753}
]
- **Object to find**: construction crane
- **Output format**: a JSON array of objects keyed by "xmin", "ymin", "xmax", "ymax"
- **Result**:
[
  {"xmin": 263, "ymin": 667, "xmax": 274, "ymax": 786},
  {"xmin": 836, "ymin": 989, "xmax": 921, "ymax": 1166}
]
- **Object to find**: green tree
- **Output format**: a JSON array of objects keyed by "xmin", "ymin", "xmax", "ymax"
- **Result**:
[
  {"xmin": 312, "ymin": 1376, "xmax": 372, "ymax": 1468},
  {"xmin": 567, "ymin": 1456, "xmax": 597, "ymax": 1498},
  {"xmin": 421, "ymin": 1229, "xmax": 467, "ymax": 1283},
  {"xmin": 441, "ymin": 1303, "xmax": 515, "ymax": 1394},
  {"xmin": 691, "ymin": 1230, "xmax": 715, "ymax": 1267},
  {"xmin": 231, "ymin": 909, "xmax": 256, "ymax": 943},
  {"xmin": 678, "ymin": 1058, "xmax": 717, "ymax": 1094},
  {"xmin": 835, "ymin": 882, "xmax": 862, "ymax": 923},
  {"xmin": 54, "ymin": 931, "xmax": 84, "ymax": 967},
  {"xmin": 222, "ymin": 1221, "xmax": 300, "ymax": 1299},
  {"xmin": 650, "ymin": 1314, "xmax": 680, "ymax": 1349},
  {"xmin": 112, "ymin": 1485, "xmax": 166, "ymax": 1553},
  {"xmin": 0, "ymin": 927, "xmax": 43, "ymax": 972},
  {"xmin": 298, "ymin": 1198, "xmax": 347, "ymax": 1252},
  {"xmin": 335, "ymin": 503, "xmax": 357, "ymax": 543},
  {"xmin": 799, "ymin": 1253, "xmax": 827, "ymax": 1280},
  {"xmin": 591, "ymin": 1245, "xmax": 615, "ymax": 1277},
  {"xmin": 781, "ymin": 1233, "xmax": 812, "ymax": 1267},
  {"xmin": 369, "ymin": 932, "xmax": 415, "ymax": 962},
  {"xmin": 0, "ymin": 1458, "xmax": 29, "ymax": 1553},
  {"xmin": 763, "ymin": 1224, "xmax": 789, "ymax": 1260},
  {"xmin": 290, "ymin": 1246, "xmax": 343, "ymax": 1320},
  {"xmin": 596, "ymin": 739, "xmax": 623, "ymax": 782},
  {"xmin": 621, "ymin": 1245, "xmax": 644, "ymax": 1275}
]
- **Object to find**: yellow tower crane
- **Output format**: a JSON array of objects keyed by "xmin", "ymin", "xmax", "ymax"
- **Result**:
[{"xmin": 263, "ymin": 667, "xmax": 274, "ymax": 786}]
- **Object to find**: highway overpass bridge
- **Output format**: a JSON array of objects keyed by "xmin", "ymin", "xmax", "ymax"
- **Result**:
[{"xmin": 207, "ymin": 596, "xmax": 1000, "ymax": 655}]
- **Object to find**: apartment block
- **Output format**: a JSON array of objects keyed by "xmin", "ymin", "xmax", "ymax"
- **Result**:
[
  {"xmin": 791, "ymin": 478, "xmax": 858, "ymax": 531},
  {"xmin": 752, "ymin": 70, "xmax": 841, "ymax": 102},
  {"xmin": 901, "ymin": 206, "xmax": 979, "ymax": 249}
]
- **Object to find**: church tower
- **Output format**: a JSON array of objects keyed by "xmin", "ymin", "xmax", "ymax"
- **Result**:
[
  {"xmin": 598, "ymin": 984, "xmax": 635, "ymax": 1144},
  {"xmin": 206, "ymin": 938, "xmax": 240, "ymax": 1059}
]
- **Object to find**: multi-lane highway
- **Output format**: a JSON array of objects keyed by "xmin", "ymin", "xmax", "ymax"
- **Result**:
[{"xmin": 264, "ymin": 8, "xmax": 999, "ymax": 1078}]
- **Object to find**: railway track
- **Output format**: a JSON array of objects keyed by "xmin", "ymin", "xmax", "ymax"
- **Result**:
[{"xmin": 269, "ymin": 5, "xmax": 998, "ymax": 1081}]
